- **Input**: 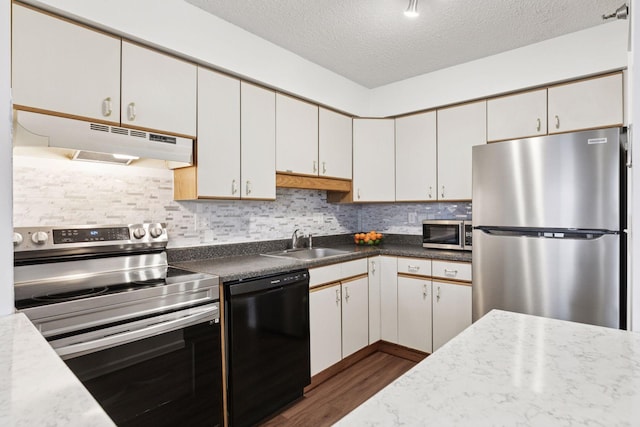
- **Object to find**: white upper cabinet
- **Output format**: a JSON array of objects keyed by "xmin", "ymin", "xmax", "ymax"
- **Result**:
[
  {"xmin": 276, "ymin": 94, "xmax": 319, "ymax": 175},
  {"xmin": 196, "ymin": 68, "xmax": 241, "ymax": 199},
  {"xmin": 395, "ymin": 111, "xmax": 437, "ymax": 201},
  {"xmin": 121, "ymin": 41, "xmax": 197, "ymax": 137},
  {"xmin": 437, "ymin": 101, "xmax": 486, "ymax": 201},
  {"xmin": 487, "ymin": 89, "xmax": 547, "ymax": 142},
  {"xmin": 353, "ymin": 119, "xmax": 395, "ymax": 202},
  {"xmin": 319, "ymin": 108, "xmax": 353, "ymax": 180},
  {"xmin": 241, "ymin": 82, "xmax": 276, "ymax": 200},
  {"xmin": 12, "ymin": 4, "xmax": 121, "ymax": 123},
  {"xmin": 548, "ymin": 73, "xmax": 623, "ymax": 134}
]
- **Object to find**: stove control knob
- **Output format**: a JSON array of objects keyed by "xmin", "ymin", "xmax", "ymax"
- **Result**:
[
  {"xmin": 149, "ymin": 227, "xmax": 164, "ymax": 238},
  {"xmin": 133, "ymin": 227, "xmax": 146, "ymax": 239},
  {"xmin": 13, "ymin": 232, "xmax": 23, "ymax": 247},
  {"xmin": 31, "ymin": 231, "xmax": 48, "ymax": 245}
]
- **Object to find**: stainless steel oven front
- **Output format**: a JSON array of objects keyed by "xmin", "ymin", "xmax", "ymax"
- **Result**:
[
  {"xmin": 422, "ymin": 220, "xmax": 472, "ymax": 250},
  {"xmin": 13, "ymin": 223, "xmax": 223, "ymax": 427}
]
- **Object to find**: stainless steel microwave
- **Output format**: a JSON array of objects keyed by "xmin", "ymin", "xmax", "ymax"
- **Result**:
[{"xmin": 422, "ymin": 220, "xmax": 472, "ymax": 251}]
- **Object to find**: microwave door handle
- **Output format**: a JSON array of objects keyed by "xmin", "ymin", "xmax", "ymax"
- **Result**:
[{"xmin": 53, "ymin": 306, "xmax": 218, "ymax": 359}]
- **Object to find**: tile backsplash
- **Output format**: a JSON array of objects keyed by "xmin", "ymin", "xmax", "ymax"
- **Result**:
[{"xmin": 13, "ymin": 155, "xmax": 470, "ymax": 248}]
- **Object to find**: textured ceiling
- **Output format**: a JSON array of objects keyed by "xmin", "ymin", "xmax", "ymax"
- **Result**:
[{"xmin": 185, "ymin": 0, "xmax": 625, "ymax": 89}]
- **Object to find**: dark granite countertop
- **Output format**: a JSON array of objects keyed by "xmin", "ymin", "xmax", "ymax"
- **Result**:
[{"xmin": 170, "ymin": 234, "xmax": 471, "ymax": 282}]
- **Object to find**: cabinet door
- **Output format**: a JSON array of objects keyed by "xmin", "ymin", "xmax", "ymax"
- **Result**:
[
  {"xmin": 309, "ymin": 284, "xmax": 342, "ymax": 376},
  {"xmin": 353, "ymin": 119, "xmax": 395, "ymax": 202},
  {"xmin": 341, "ymin": 276, "xmax": 369, "ymax": 358},
  {"xmin": 395, "ymin": 112, "xmax": 437, "ymax": 201},
  {"xmin": 380, "ymin": 256, "xmax": 398, "ymax": 343},
  {"xmin": 397, "ymin": 276, "xmax": 432, "ymax": 353},
  {"xmin": 12, "ymin": 4, "xmax": 121, "ymax": 123},
  {"xmin": 121, "ymin": 41, "xmax": 197, "ymax": 137},
  {"xmin": 437, "ymin": 101, "xmax": 486, "ymax": 200},
  {"xmin": 240, "ymin": 82, "xmax": 276, "ymax": 200},
  {"xmin": 432, "ymin": 281, "xmax": 472, "ymax": 351},
  {"xmin": 276, "ymin": 94, "xmax": 319, "ymax": 175},
  {"xmin": 487, "ymin": 89, "xmax": 547, "ymax": 142},
  {"xmin": 548, "ymin": 73, "xmax": 623, "ymax": 134},
  {"xmin": 368, "ymin": 256, "xmax": 381, "ymax": 344},
  {"xmin": 196, "ymin": 68, "xmax": 240, "ymax": 198},
  {"xmin": 319, "ymin": 108, "xmax": 352, "ymax": 179}
]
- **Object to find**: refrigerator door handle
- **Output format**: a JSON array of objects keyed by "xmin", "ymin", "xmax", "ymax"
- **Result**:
[{"xmin": 475, "ymin": 226, "xmax": 617, "ymax": 240}]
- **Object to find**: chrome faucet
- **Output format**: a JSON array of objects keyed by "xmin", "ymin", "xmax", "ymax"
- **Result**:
[{"xmin": 291, "ymin": 229, "xmax": 300, "ymax": 249}]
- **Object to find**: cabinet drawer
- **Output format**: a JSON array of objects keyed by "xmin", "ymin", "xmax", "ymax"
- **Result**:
[
  {"xmin": 397, "ymin": 258, "xmax": 431, "ymax": 277},
  {"xmin": 309, "ymin": 263, "xmax": 342, "ymax": 288},
  {"xmin": 341, "ymin": 258, "xmax": 368, "ymax": 278},
  {"xmin": 432, "ymin": 261, "xmax": 471, "ymax": 282}
]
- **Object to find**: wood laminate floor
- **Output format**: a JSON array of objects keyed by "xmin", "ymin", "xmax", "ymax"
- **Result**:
[{"xmin": 259, "ymin": 352, "xmax": 419, "ymax": 427}]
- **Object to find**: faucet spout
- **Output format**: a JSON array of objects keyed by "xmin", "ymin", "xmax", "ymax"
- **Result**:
[{"xmin": 291, "ymin": 229, "xmax": 300, "ymax": 249}]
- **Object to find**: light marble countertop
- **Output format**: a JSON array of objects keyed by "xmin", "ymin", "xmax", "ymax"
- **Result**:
[
  {"xmin": 335, "ymin": 310, "xmax": 640, "ymax": 426},
  {"xmin": 0, "ymin": 313, "xmax": 115, "ymax": 427}
]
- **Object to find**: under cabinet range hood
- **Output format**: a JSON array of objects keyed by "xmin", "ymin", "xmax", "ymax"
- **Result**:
[{"xmin": 13, "ymin": 111, "xmax": 193, "ymax": 168}]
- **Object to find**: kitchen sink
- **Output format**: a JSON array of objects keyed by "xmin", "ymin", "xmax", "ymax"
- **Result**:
[{"xmin": 261, "ymin": 247, "xmax": 350, "ymax": 260}]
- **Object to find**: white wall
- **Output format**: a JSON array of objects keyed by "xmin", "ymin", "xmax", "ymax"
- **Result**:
[
  {"xmin": 369, "ymin": 21, "xmax": 629, "ymax": 117},
  {"xmin": 1, "ymin": 0, "xmax": 14, "ymax": 316},
  {"xmin": 629, "ymin": 0, "xmax": 639, "ymax": 331}
]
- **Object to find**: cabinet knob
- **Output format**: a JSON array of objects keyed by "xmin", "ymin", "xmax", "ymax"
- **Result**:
[
  {"xmin": 344, "ymin": 286, "xmax": 350, "ymax": 302},
  {"xmin": 313, "ymin": 160, "xmax": 317, "ymax": 173},
  {"xmin": 441, "ymin": 185, "xmax": 445, "ymax": 199},
  {"xmin": 357, "ymin": 188, "xmax": 361, "ymax": 200},
  {"xmin": 370, "ymin": 261, "xmax": 376, "ymax": 274},
  {"xmin": 102, "ymin": 97, "xmax": 112, "ymax": 117},
  {"xmin": 335, "ymin": 288, "xmax": 341, "ymax": 304},
  {"xmin": 536, "ymin": 118, "xmax": 541, "ymax": 132},
  {"xmin": 444, "ymin": 268, "xmax": 458, "ymax": 278},
  {"xmin": 555, "ymin": 115, "xmax": 560, "ymax": 129},
  {"xmin": 231, "ymin": 179, "xmax": 238, "ymax": 195},
  {"xmin": 322, "ymin": 161, "xmax": 327, "ymax": 174},
  {"xmin": 422, "ymin": 283, "xmax": 428, "ymax": 299},
  {"xmin": 127, "ymin": 102, "xmax": 137, "ymax": 121},
  {"xmin": 246, "ymin": 180, "xmax": 252, "ymax": 196},
  {"xmin": 436, "ymin": 286, "xmax": 441, "ymax": 302},
  {"xmin": 428, "ymin": 186, "xmax": 432, "ymax": 199}
]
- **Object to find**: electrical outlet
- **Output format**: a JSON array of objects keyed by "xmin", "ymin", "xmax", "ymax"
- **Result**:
[{"xmin": 408, "ymin": 212, "xmax": 417, "ymax": 224}]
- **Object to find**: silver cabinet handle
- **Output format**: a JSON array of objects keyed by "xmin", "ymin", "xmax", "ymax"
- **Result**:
[
  {"xmin": 102, "ymin": 97, "xmax": 112, "ymax": 117},
  {"xmin": 536, "ymin": 118, "xmax": 541, "ymax": 132},
  {"xmin": 344, "ymin": 286, "xmax": 350, "ymax": 302},
  {"xmin": 555, "ymin": 115, "xmax": 560, "ymax": 129},
  {"xmin": 246, "ymin": 180, "xmax": 252, "ymax": 196},
  {"xmin": 408, "ymin": 265, "xmax": 420, "ymax": 273},
  {"xmin": 335, "ymin": 288, "xmax": 341, "ymax": 304},
  {"xmin": 428, "ymin": 185, "xmax": 433, "ymax": 199},
  {"xmin": 313, "ymin": 160, "xmax": 317, "ymax": 173},
  {"xmin": 444, "ymin": 268, "xmax": 458, "ymax": 277},
  {"xmin": 422, "ymin": 283, "xmax": 428, "ymax": 299},
  {"xmin": 370, "ymin": 260, "xmax": 376, "ymax": 275},
  {"xmin": 322, "ymin": 161, "xmax": 327, "ymax": 174},
  {"xmin": 127, "ymin": 102, "xmax": 136, "ymax": 121},
  {"xmin": 357, "ymin": 188, "xmax": 361, "ymax": 200},
  {"xmin": 436, "ymin": 286, "xmax": 441, "ymax": 302},
  {"xmin": 441, "ymin": 185, "xmax": 445, "ymax": 199},
  {"xmin": 231, "ymin": 179, "xmax": 238, "ymax": 195}
]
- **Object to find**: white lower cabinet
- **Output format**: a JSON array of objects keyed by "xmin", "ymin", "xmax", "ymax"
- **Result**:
[
  {"xmin": 309, "ymin": 284, "xmax": 342, "ymax": 376},
  {"xmin": 341, "ymin": 276, "xmax": 369, "ymax": 358},
  {"xmin": 397, "ymin": 276, "xmax": 432, "ymax": 353},
  {"xmin": 379, "ymin": 257, "xmax": 399, "ymax": 344},
  {"xmin": 432, "ymin": 280, "xmax": 472, "ymax": 351}
]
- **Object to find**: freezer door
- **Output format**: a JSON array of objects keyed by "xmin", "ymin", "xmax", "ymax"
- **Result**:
[
  {"xmin": 472, "ymin": 230, "xmax": 619, "ymax": 328},
  {"xmin": 472, "ymin": 128, "xmax": 620, "ymax": 230}
]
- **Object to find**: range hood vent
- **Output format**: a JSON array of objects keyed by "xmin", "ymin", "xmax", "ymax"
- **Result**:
[{"xmin": 13, "ymin": 111, "xmax": 193, "ymax": 168}]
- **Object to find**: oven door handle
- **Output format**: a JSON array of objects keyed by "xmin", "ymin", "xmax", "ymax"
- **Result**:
[{"xmin": 53, "ymin": 305, "xmax": 219, "ymax": 359}]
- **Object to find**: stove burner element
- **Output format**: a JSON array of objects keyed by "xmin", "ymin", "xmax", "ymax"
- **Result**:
[{"xmin": 33, "ymin": 287, "xmax": 109, "ymax": 302}]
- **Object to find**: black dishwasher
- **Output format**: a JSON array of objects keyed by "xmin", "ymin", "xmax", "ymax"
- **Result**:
[{"xmin": 225, "ymin": 269, "xmax": 310, "ymax": 427}]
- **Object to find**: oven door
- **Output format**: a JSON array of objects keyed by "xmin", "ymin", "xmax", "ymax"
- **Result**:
[
  {"xmin": 50, "ymin": 304, "xmax": 222, "ymax": 427},
  {"xmin": 422, "ymin": 221, "xmax": 464, "ymax": 250}
]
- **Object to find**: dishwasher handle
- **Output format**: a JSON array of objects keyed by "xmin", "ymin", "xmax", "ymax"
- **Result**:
[
  {"xmin": 228, "ymin": 270, "xmax": 309, "ymax": 296},
  {"xmin": 52, "ymin": 304, "xmax": 219, "ymax": 359}
]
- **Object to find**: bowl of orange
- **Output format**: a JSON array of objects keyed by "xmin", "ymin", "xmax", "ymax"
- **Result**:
[{"xmin": 354, "ymin": 231, "xmax": 383, "ymax": 246}]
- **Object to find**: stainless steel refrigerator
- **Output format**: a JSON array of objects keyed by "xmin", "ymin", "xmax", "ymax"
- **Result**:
[{"xmin": 472, "ymin": 127, "xmax": 625, "ymax": 329}]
